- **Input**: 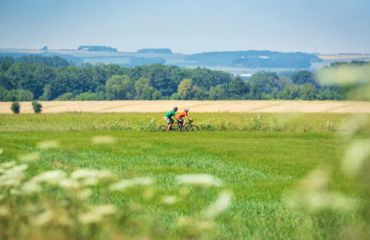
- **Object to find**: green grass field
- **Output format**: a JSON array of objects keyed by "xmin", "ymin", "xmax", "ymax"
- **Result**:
[
  {"xmin": 0, "ymin": 113, "xmax": 369, "ymax": 240},
  {"xmin": 1, "ymin": 112, "xmax": 369, "ymax": 133}
]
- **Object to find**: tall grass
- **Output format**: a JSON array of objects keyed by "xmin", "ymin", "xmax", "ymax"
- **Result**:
[{"xmin": 1, "ymin": 112, "xmax": 368, "ymax": 133}]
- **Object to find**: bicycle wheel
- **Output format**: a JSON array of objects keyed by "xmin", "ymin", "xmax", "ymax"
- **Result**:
[
  {"xmin": 186, "ymin": 124, "xmax": 200, "ymax": 131},
  {"xmin": 172, "ymin": 124, "xmax": 181, "ymax": 131}
]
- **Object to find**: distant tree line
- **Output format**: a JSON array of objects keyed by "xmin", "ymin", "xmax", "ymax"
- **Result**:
[{"xmin": 0, "ymin": 55, "xmax": 362, "ymax": 101}]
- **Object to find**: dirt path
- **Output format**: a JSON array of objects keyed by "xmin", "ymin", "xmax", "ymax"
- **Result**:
[{"xmin": 0, "ymin": 100, "xmax": 369, "ymax": 113}]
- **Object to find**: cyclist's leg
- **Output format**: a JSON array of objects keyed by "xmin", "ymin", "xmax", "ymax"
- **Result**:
[
  {"xmin": 177, "ymin": 119, "xmax": 184, "ymax": 129},
  {"xmin": 169, "ymin": 118, "xmax": 175, "ymax": 130},
  {"xmin": 165, "ymin": 117, "xmax": 171, "ymax": 131}
]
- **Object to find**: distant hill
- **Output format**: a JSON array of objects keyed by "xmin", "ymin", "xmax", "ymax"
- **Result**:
[
  {"xmin": 0, "ymin": 52, "xmax": 82, "ymax": 65},
  {"xmin": 0, "ymin": 48, "xmax": 332, "ymax": 71},
  {"xmin": 78, "ymin": 45, "xmax": 117, "ymax": 52},
  {"xmin": 185, "ymin": 50, "xmax": 322, "ymax": 68},
  {"xmin": 137, "ymin": 48, "xmax": 173, "ymax": 54}
]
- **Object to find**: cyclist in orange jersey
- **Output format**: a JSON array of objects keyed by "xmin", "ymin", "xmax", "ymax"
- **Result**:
[{"xmin": 176, "ymin": 108, "xmax": 192, "ymax": 128}]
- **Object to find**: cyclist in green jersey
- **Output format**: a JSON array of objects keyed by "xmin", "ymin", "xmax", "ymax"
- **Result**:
[{"xmin": 164, "ymin": 106, "xmax": 178, "ymax": 131}]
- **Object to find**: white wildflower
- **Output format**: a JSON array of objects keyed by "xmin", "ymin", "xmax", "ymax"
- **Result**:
[
  {"xmin": 21, "ymin": 181, "xmax": 42, "ymax": 194},
  {"xmin": 286, "ymin": 190, "xmax": 357, "ymax": 212},
  {"xmin": 37, "ymin": 140, "xmax": 60, "ymax": 150},
  {"xmin": 300, "ymin": 168, "xmax": 329, "ymax": 191},
  {"xmin": 5, "ymin": 163, "xmax": 28, "ymax": 173},
  {"xmin": 0, "ymin": 161, "xmax": 17, "ymax": 172},
  {"xmin": 176, "ymin": 174, "xmax": 224, "ymax": 187},
  {"xmin": 79, "ymin": 205, "xmax": 116, "ymax": 224},
  {"xmin": 59, "ymin": 178, "xmax": 80, "ymax": 190},
  {"xmin": 71, "ymin": 169, "xmax": 113, "ymax": 186},
  {"xmin": 342, "ymin": 140, "xmax": 370, "ymax": 176},
  {"xmin": 91, "ymin": 136, "xmax": 116, "ymax": 144},
  {"xmin": 0, "ymin": 164, "xmax": 28, "ymax": 187},
  {"xmin": 18, "ymin": 152, "xmax": 40, "ymax": 162},
  {"xmin": 109, "ymin": 177, "xmax": 154, "ymax": 191},
  {"xmin": 33, "ymin": 170, "xmax": 67, "ymax": 185},
  {"xmin": 202, "ymin": 190, "xmax": 233, "ymax": 218},
  {"xmin": 176, "ymin": 217, "xmax": 214, "ymax": 230},
  {"xmin": 161, "ymin": 195, "xmax": 178, "ymax": 205},
  {"xmin": 77, "ymin": 189, "xmax": 93, "ymax": 200},
  {"xmin": 10, "ymin": 188, "xmax": 22, "ymax": 195}
]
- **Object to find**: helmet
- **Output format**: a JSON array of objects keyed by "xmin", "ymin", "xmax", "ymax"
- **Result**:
[
  {"xmin": 185, "ymin": 108, "xmax": 190, "ymax": 112},
  {"xmin": 173, "ymin": 106, "xmax": 178, "ymax": 111}
]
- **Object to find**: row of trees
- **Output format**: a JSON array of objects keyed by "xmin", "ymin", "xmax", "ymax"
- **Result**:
[
  {"xmin": 10, "ymin": 101, "xmax": 42, "ymax": 114},
  {"xmin": 0, "ymin": 55, "xmax": 353, "ymax": 101}
]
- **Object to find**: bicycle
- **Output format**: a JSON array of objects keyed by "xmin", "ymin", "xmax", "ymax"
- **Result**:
[
  {"xmin": 184, "ymin": 120, "xmax": 200, "ymax": 131},
  {"xmin": 158, "ymin": 119, "xmax": 199, "ymax": 132}
]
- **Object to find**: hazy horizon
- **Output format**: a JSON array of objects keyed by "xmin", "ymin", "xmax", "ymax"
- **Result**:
[{"xmin": 1, "ymin": 0, "xmax": 370, "ymax": 54}]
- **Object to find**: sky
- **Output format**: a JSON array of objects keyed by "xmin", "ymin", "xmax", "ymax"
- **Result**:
[{"xmin": 0, "ymin": 0, "xmax": 369, "ymax": 54}]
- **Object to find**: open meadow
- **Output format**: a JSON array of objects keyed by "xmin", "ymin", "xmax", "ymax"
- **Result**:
[{"xmin": 1, "ymin": 112, "xmax": 369, "ymax": 239}]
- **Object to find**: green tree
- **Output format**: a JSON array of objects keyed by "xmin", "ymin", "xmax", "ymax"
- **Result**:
[
  {"xmin": 10, "ymin": 101, "xmax": 20, "ymax": 114},
  {"xmin": 193, "ymin": 85, "xmax": 208, "ymax": 99},
  {"xmin": 280, "ymin": 84, "xmax": 301, "ymax": 99},
  {"xmin": 0, "ymin": 72, "xmax": 13, "ymax": 89},
  {"xmin": 178, "ymin": 78, "xmax": 195, "ymax": 100},
  {"xmin": 170, "ymin": 92, "xmax": 181, "ymax": 100},
  {"xmin": 226, "ymin": 77, "xmax": 247, "ymax": 99},
  {"xmin": 152, "ymin": 90, "xmax": 162, "ymax": 99},
  {"xmin": 74, "ymin": 92, "xmax": 104, "ymax": 100},
  {"xmin": 6, "ymin": 89, "xmax": 34, "ymax": 101},
  {"xmin": 0, "ymin": 87, "xmax": 8, "ymax": 101},
  {"xmin": 7, "ymin": 62, "xmax": 55, "ymax": 98},
  {"xmin": 105, "ymin": 75, "xmax": 134, "ymax": 100},
  {"xmin": 209, "ymin": 85, "xmax": 225, "ymax": 100},
  {"xmin": 300, "ymin": 83, "xmax": 317, "ymax": 100},
  {"xmin": 134, "ymin": 77, "xmax": 157, "ymax": 100},
  {"xmin": 0, "ymin": 56, "xmax": 15, "ymax": 71},
  {"xmin": 292, "ymin": 70, "xmax": 317, "ymax": 86},
  {"xmin": 32, "ymin": 101, "xmax": 42, "ymax": 113},
  {"xmin": 40, "ymin": 84, "xmax": 52, "ymax": 100},
  {"xmin": 56, "ymin": 92, "xmax": 74, "ymax": 100},
  {"xmin": 247, "ymin": 72, "xmax": 281, "ymax": 99}
]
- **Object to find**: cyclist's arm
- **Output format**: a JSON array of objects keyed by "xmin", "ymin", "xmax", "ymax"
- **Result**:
[{"xmin": 186, "ymin": 114, "xmax": 192, "ymax": 121}]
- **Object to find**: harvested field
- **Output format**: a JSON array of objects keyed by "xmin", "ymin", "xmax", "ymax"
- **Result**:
[{"xmin": 0, "ymin": 100, "xmax": 370, "ymax": 113}]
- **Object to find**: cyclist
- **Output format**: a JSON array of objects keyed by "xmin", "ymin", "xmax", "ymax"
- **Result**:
[
  {"xmin": 164, "ymin": 106, "xmax": 178, "ymax": 131},
  {"xmin": 176, "ymin": 108, "xmax": 192, "ymax": 129}
]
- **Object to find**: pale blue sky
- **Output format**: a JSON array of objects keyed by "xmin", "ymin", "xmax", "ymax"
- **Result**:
[{"xmin": 0, "ymin": 0, "xmax": 369, "ymax": 53}]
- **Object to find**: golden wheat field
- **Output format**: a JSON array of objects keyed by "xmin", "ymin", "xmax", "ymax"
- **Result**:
[{"xmin": 0, "ymin": 100, "xmax": 370, "ymax": 113}]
